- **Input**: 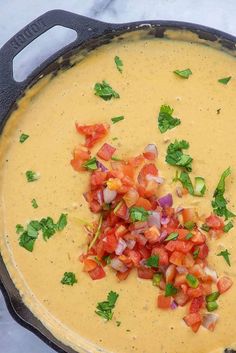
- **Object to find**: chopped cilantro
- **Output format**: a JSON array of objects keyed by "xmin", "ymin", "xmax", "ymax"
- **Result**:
[
  {"xmin": 40, "ymin": 217, "xmax": 57, "ymax": 240},
  {"xmin": 83, "ymin": 157, "xmax": 98, "ymax": 170},
  {"xmin": 95, "ymin": 291, "xmax": 119, "ymax": 321},
  {"xmin": 19, "ymin": 232, "xmax": 37, "ymax": 252},
  {"xmin": 194, "ymin": 177, "xmax": 206, "ymax": 196},
  {"xmin": 184, "ymin": 221, "xmax": 195, "ymax": 230},
  {"xmin": 31, "ymin": 199, "xmax": 38, "ymax": 209},
  {"xmin": 61, "ymin": 272, "xmax": 77, "ymax": 286},
  {"xmin": 165, "ymin": 283, "xmax": 177, "ymax": 297},
  {"xmin": 130, "ymin": 207, "xmax": 150, "ymax": 222},
  {"xmin": 152, "ymin": 273, "xmax": 162, "ymax": 286},
  {"xmin": 212, "ymin": 167, "xmax": 235, "ymax": 220},
  {"xmin": 218, "ymin": 76, "xmax": 231, "ymax": 84},
  {"xmin": 217, "ymin": 249, "xmax": 231, "ymax": 266},
  {"xmin": 223, "ymin": 221, "xmax": 233, "ymax": 233},
  {"xmin": 186, "ymin": 233, "xmax": 193, "ymax": 240},
  {"xmin": 26, "ymin": 170, "xmax": 39, "ymax": 182},
  {"xmin": 111, "ymin": 156, "xmax": 122, "ymax": 161},
  {"xmin": 145, "ymin": 255, "xmax": 159, "ymax": 268},
  {"xmin": 114, "ymin": 56, "xmax": 123, "ymax": 73},
  {"xmin": 57, "ymin": 213, "xmax": 68, "ymax": 231},
  {"xmin": 111, "ymin": 115, "xmax": 124, "ymax": 124},
  {"xmin": 206, "ymin": 292, "xmax": 220, "ymax": 302},
  {"xmin": 175, "ymin": 172, "xmax": 206, "ymax": 197},
  {"xmin": 201, "ymin": 223, "xmax": 210, "ymax": 232},
  {"xmin": 165, "ymin": 232, "xmax": 179, "ymax": 241},
  {"xmin": 16, "ymin": 224, "xmax": 24, "ymax": 234},
  {"xmin": 193, "ymin": 247, "xmax": 200, "ymax": 259},
  {"xmin": 166, "ymin": 140, "xmax": 192, "ymax": 172},
  {"xmin": 94, "ymin": 81, "xmax": 120, "ymax": 101},
  {"xmin": 158, "ymin": 105, "xmax": 181, "ymax": 133},
  {"xmin": 103, "ymin": 255, "xmax": 111, "ymax": 265},
  {"xmin": 174, "ymin": 68, "xmax": 192, "ymax": 79},
  {"xmin": 186, "ymin": 274, "xmax": 199, "ymax": 288},
  {"xmin": 19, "ymin": 133, "xmax": 29, "ymax": 143},
  {"xmin": 178, "ymin": 171, "xmax": 194, "ymax": 194}
]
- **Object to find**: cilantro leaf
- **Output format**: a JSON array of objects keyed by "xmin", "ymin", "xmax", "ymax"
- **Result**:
[
  {"xmin": 16, "ymin": 224, "xmax": 24, "ymax": 234},
  {"xmin": 83, "ymin": 157, "xmax": 98, "ymax": 170},
  {"xmin": 57, "ymin": 213, "xmax": 68, "ymax": 231},
  {"xmin": 114, "ymin": 56, "xmax": 123, "ymax": 73},
  {"xmin": 175, "ymin": 172, "xmax": 206, "ymax": 197},
  {"xmin": 166, "ymin": 140, "xmax": 192, "ymax": 172},
  {"xmin": 26, "ymin": 170, "xmax": 39, "ymax": 182},
  {"xmin": 178, "ymin": 171, "xmax": 194, "ymax": 194},
  {"xmin": 165, "ymin": 283, "xmax": 177, "ymax": 297},
  {"xmin": 19, "ymin": 232, "xmax": 37, "ymax": 252},
  {"xmin": 61, "ymin": 272, "xmax": 77, "ymax": 286},
  {"xmin": 94, "ymin": 81, "xmax": 120, "ymax": 101},
  {"xmin": 217, "ymin": 249, "xmax": 231, "ymax": 266},
  {"xmin": 165, "ymin": 232, "xmax": 179, "ymax": 241},
  {"xmin": 96, "ymin": 291, "xmax": 119, "ymax": 321},
  {"xmin": 40, "ymin": 217, "xmax": 57, "ymax": 240},
  {"xmin": 111, "ymin": 115, "xmax": 124, "ymax": 124},
  {"xmin": 130, "ymin": 207, "xmax": 150, "ymax": 222},
  {"xmin": 158, "ymin": 105, "xmax": 181, "ymax": 133},
  {"xmin": 212, "ymin": 167, "xmax": 235, "ymax": 220},
  {"xmin": 146, "ymin": 255, "xmax": 159, "ymax": 268},
  {"xmin": 31, "ymin": 199, "xmax": 38, "ymax": 209},
  {"xmin": 19, "ymin": 133, "xmax": 29, "ymax": 143},
  {"xmin": 174, "ymin": 68, "xmax": 192, "ymax": 79},
  {"xmin": 223, "ymin": 221, "xmax": 233, "ymax": 233},
  {"xmin": 218, "ymin": 76, "xmax": 231, "ymax": 85}
]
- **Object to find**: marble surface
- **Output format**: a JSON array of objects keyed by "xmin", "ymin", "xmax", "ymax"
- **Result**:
[{"xmin": 1, "ymin": 0, "xmax": 236, "ymax": 352}]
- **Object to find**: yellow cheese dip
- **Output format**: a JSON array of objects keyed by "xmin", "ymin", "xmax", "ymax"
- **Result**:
[{"xmin": 0, "ymin": 31, "xmax": 236, "ymax": 353}]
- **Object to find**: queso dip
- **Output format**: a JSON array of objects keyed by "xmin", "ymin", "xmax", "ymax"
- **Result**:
[{"xmin": 0, "ymin": 32, "xmax": 236, "ymax": 353}]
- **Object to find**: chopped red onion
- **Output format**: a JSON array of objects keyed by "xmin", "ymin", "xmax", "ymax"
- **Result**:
[
  {"xmin": 97, "ymin": 190, "xmax": 104, "ymax": 205},
  {"xmin": 171, "ymin": 301, "xmax": 178, "ymax": 310},
  {"xmin": 161, "ymin": 216, "xmax": 170, "ymax": 225},
  {"xmin": 126, "ymin": 239, "xmax": 136, "ymax": 249},
  {"xmin": 176, "ymin": 266, "xmax": 188, "ymax": 274},
  {"xmin": 96, "ymin": 160, "xmax": 108, "ymax": 171},
  {"xmin": 159, "ymin": 230, "xmax": 168, "ymax": 242},
  {"xmin": 146, "ymin": 174, "xmax": 164, "ymax": 184},
  {"xmin": 110, "ymin": 258, "xmax": 128, "ymax": 273},
  {"xmin": 204, "ymin": 266, "xmax": 218, "ymax": 282},
  {"xmin": 103, "ymin": 187, "xmax": 117, "ymax": 204},
  {"xmin": 144, "ymin": 144, "xmax": 158, "ymax": 157},
  {"xmin": 202, "ymin": 313, "xmax": 219, "ymax": 331},
  {"xmin": 147, "ymin": 211, "xmax": 161, "ymax": 229},
  {"xmin": 158, "ymin": 193, "xmax": 173, "ymax": 208},
  {"xmin": 115, "ymin": 238, "xmax": 127, "ymax": 255}
]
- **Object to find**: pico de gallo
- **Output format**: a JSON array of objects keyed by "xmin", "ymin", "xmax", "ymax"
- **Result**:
[{"xmin": 71, "ymin": 122, "xmax": 233, "ymax": 333}]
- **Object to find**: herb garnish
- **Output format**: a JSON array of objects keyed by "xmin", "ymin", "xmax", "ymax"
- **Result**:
[
  {"xmin": 174, "ymin": 68, "xmax": 192, "ymax": 79},
  {"xmin": 223, "ymin": 221, "xmax": 234, "ymax": 233},
  {"xmin": 166, "ymin": 140, "xmax": 192, "ymax": 172},
  {"xmin": 193, "ymin": 247, "xmax": 200, "ymax": 259},
  {"xmin": 111, "ymin": 116, "xmax": 124, "ymax": 124},
  {"xmin": 83, "ymin": 157, "xmax": 98, "ymax": 170},
  {"xmin": 146, "ymin": 255, "xmax": 159, "ymax": 268},
  {"xmin": 218, "ymin": 76, "xmax": 231, "ymax": 85},
  {"xmin": 17, "ymin": 213, "xmax": 68, "ymax": 251},
  {"xmin": 94, "ymin": 81, "xmax": 120, "ymax": 101},
  {"xmin": 217, "ymin": 249, "xmax": 231, "ymax": 266},
  {"xmin": 158, "ymin": 105, "xmax": 181, "ymax": 133},
  {"xmin": 95, "ymin": 291, "xmax": 119, "ymax": 321},
  {"xmin": 212, "ymin": 167, "xmax": 235, "ymax": 220},
  {"xmin": 130, "ymin": 207, "xmax": 150, "ymax": 222},
  {"xmin": 186, "ymin": 274, "xmax": 199, "ymax": 288},
  {"xmin": 114, "ymin": 56, "xmax": 123, "ymax": 73},
  {"xmin": 31, "ymin": 199, "xmax": 38, "ymax": 209},
  {"xmin": 165, "ymin": 283, "xmax": 177, "ymax": 297},
  {"xmin": 165, "ymin": 232, "xmax": 179, "ymax": 241},
  {"xmin": 61, "ymin": 272, "xmax": 77, "ymax": 286},
  {"xmin": 177, "ymin": 171, "xmax": 194, "ymax": 195},
  {"xmin": 175, "ymin": 172, "xmax": 206, "ymax": 196},
  {"xmin": 26, "ymin": 170, "xmax": 39, "ymax": 182},
  {"xmin": 19, "ymin": 133, "xmax": 29, "ymax": 143}
]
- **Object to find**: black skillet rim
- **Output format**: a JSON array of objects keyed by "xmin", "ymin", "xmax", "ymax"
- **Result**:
[{"xmin": 0, "ymin": 9, "xmax": 236, "ymax": 353}]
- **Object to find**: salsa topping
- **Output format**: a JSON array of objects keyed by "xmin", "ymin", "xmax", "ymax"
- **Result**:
[{"xmin": 71, "ymin": 122, "xmax": 234, "ymax": 333}]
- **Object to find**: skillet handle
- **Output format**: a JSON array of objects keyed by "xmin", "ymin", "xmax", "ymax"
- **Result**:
[{"xmin": 0, "ymin": 10, "xmax": 112, "ymax": 124}]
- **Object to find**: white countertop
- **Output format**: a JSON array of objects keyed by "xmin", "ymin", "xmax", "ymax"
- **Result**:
[{"xmin": 1, "ymin": 1, "xmax": 236, "ymax": 352}]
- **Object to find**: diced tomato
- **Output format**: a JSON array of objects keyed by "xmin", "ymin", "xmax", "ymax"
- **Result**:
[
  {"xmin": 138, "ymin": 163, "xmax": 158, "ymax": 184},
  {"xmin": 97, "ymin": 143, "xmax": 116, "ymax": 161},
  {"xmin": 191, "ymin": 231, "xmax": 206, "ymax": 245},
  {"xmin": 90, "ymin": 200, "xmax": 102, "ymax": 213},
  {"xmin": 76, "ymin": 123, "xmax": 109, "ymax": 148},
  {"xmin": 116, "ymin": 269, "xmax": 131, "ymax": 281},
  {"xmin": 189, "ymin": 296, "xmax": 204, "ymax": 313},
  {"xmin": 174, "ymin": 274, "xmax": 187, "ymax": 287},
  {"xmin": 88, "ymin": 265, "xmax": 106, "ymax": 280},
  {"xmin": 182, "ymin": 209, "xmax": 198, "ymax": 223},
  {"xmin": 103, "ymin": 233, "xmax": 118, "ymax": 253},
  {"xmin": 137, "ymin": 267, "xmax": 154, "ymax": 279},
  {"xmin": 205, "ymin": 214, "xmax": 224, "ymax": 230},
  {"xmin": 138, "ymin": 246, "xmax": 151, "ymax": 259},
  {"xmin": 151, "ymin": 247, "xmax": 169, "ymax": 266},
  {"xmin": 128, "ymin": 155, "xmax": 145, "ymax": 168},
  {"xmin": 165, "ymin": 240, "xmax": 193, "ymax": 253},
  {"xmin": 198, "ymin": 244, "xmax": 209, "ymax": 260},
  {"xmin": 123, "ymin": 188, "xmax": 139, "ymax": 207},
  {"xmin": 157, "ymin": 295, "xmax": 171, "ymax": 309},
  {"xmin": 83, "ymin": 258, "xmax": 98, "ymax": 272},
  {"xmin": 70, "ymin": 148, "xmax": 91, "ymax": 172},
  {"xmin": 176, "ymin": 228, "xmax": 190, "ymax": 240},
  {"xmin": 143, "ymin": 151, "xmax": 156, "ymax": 160},
  {"xmin": 191, "ymin": 321, "xmax": 202, "ymax": 333},
  {"xmin": 144, "ymin": 226, "xmax": 160, "ymax": 244},
  {"xmin": 169, "ymin": 251, "xmax": 185, "ymax": 266},
  {"xmin": 183, "ymin": 253, "xmax": 195, "ymax": 268},
  {"xmin": 95, "ymin": 239, "xmax": 105, "ymax": 259},
  {"xmin": 127, "ymin": 250, "xmax": 142, "ymax": 267},
  {"xmin": 217, "ymin": 276, "xmax": 233, "ymax": 294},
  {"xmin": 165, "ymin": 264, "xmax": 176, "ymax": 283},
  {"xmin": 115, "ymin": 224, "xmax": 128, "ymax": 238},
  {"xmin": 135, "ymin": 197, "xmax": 152, "ymax": 210},
  {"xmin": 91, "ymin": 171, "xmax": 107, "ymax": 187},
  {"xmin": 201, "ymin": 283, "xmax": 212, "ymax": 296},
  {"xmin": 187, "ymin": 286, "xmax": 204, "ymax": 298},
  {"xmin": 114, "ymin": 201, "xmax": 128, "ymax": 220},
  {"xmin": 183, "ymin": 312, "xmax": 202, "ymax": 328},
  {"xmin": 122, "ymin": 165, "xmax": 135, "ymax": 179}
]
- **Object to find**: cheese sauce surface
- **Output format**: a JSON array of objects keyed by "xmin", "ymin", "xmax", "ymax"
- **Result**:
[{"xmin": 0, "ymin": 32, "xmax": 236, "ymax": 353}]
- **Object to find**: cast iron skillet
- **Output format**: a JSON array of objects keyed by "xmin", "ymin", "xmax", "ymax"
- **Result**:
[{"xmin": 0, "ymin": 9, "xmax": 236, "ymax": 353}]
